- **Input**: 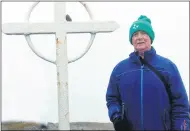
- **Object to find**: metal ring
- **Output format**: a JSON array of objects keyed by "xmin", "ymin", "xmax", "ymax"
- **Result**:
[{"xmin": 24, "ymin": 2, "xmax": 96, "ymax": 64}]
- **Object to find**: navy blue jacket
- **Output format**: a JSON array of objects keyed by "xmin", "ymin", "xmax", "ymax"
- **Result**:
[{"xmin": 106, "ymin": 47, "xmax": 189, "ymax": 130}]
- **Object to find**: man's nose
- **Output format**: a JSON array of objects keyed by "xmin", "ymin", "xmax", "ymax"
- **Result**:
[{"xmin": 136, "ymin": 33, "xmax": 143, "ymax": 39}]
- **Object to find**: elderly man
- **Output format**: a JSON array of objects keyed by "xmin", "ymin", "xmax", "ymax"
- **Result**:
[{"xmin": 106, "ymin": 15, "xmax": 189, "ymax": 130}]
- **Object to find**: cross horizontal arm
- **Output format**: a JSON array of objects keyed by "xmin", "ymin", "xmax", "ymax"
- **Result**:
[{"xmin": 2, "ymin": 21, "xmax": 119, "ymax": 35}]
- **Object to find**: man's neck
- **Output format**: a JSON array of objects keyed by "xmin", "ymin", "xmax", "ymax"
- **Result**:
[
  {"xmin": 140, "ymin": 55, "xmax": 144, "ymax": 59},
  {"xmin": 138, "ymin": 52, "xmax": 144, "ymax": 59},
  {"xmin": 135, "ymin": 46, "xmax": 152, "ymax": 59}
]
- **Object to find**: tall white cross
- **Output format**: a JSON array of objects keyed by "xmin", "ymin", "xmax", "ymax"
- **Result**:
[{"xmin": 2, "ymin": 2, "xmax": 119, "ymax": 130}]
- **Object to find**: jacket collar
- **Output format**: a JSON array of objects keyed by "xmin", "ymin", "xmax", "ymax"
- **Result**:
[{"xmin": 129, "ymin": 46, "xmax": 156, "ymax": 65}]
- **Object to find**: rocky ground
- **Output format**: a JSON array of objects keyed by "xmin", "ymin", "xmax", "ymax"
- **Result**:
[{"xmin": 2, "ymin": 121, "xmax": 114, "ymax": 130}]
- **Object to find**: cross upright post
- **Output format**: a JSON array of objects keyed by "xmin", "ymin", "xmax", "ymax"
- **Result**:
[{"xmin": 54, "ymin": 2, "xmax": 70, "ymax": 130}]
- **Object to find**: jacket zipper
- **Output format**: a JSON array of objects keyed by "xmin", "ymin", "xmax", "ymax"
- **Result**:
[{"xmin": 141, "ymin": 65, "xmax": 144, "ymax": 130}]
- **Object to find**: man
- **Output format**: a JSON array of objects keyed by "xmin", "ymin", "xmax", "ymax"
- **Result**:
[{"xmin": 106, "ymin": 15, "xmax": 189, "ymax": 130}]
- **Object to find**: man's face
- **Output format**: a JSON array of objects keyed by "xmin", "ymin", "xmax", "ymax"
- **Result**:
[{"xmin": 132, "ymin": 31, "xmax": 152, "ymax": 53}]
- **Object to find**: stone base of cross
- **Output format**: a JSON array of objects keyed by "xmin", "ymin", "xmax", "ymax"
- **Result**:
[{"xmin": 2, "ymin": 2, "xmax": 119, "ymax": 130}]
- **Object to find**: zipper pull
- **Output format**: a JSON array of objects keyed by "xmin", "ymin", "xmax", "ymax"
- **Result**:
[{"xmin": 141, "ymin": 64, "xmax": 144, "ymax": 69}]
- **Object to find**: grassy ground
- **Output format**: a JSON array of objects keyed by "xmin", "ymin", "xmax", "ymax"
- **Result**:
[{"xmin": 2, "ymin": 121, "xmax": 114, "ymax": 130}]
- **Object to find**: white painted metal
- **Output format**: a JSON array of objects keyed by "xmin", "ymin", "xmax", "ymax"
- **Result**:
[
  {"xmin": 2, "ymin": 2, "xmax": 120, "ymax": 130},
  {"xmin": 2, "ymin": 22, "xmax": 119, "ymax": 35},
  {"xmin": 24, "ymin": 1, "xmax": 96, "ymax": 64},
  {"xmin": 22, "ymin": 2, "xmax": 118, "ymax": 64},
  {"xmin": 54, "ymin": 2, "xmax": 70, "ymax": 130}
]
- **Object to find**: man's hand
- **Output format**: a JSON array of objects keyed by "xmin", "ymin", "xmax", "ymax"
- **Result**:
[{"xmin": 113, "ymin": 117, "xmax": 133, "ymax": 131}]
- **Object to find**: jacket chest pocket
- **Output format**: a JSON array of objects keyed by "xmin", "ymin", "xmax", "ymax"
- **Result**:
[{"xmin": 117, "ymin": 70, "xmax": 140, "ymax": 87}]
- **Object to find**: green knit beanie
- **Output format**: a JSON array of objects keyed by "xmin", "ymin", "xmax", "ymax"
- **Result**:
[{"xmin": 129, "ymin": 15, "xmax": 155, "ymax": 44}]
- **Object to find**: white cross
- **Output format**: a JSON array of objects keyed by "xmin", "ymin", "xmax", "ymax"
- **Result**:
[{"xmin": 2, "ymin": 2, "xmax": 119, "ymax": 130}]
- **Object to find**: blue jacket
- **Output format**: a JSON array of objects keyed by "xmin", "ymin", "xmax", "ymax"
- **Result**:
[{"xmin": 106, "ymin": 47, "xmax": 189, "ymax": 130}]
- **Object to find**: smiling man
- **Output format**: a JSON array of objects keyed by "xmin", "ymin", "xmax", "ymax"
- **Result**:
[{"xmin": 106, "ymin": 15, "xmax": 189, "ymax": 130}]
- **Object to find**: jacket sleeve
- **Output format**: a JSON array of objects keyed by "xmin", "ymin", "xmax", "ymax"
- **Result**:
[
  {"xmin": 106, "ymin": 68, "xmax": 122, "ymax": 123},
  {"xmin": 169, "ymin": 62, "xmax": 189, "ymax": 130}
]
